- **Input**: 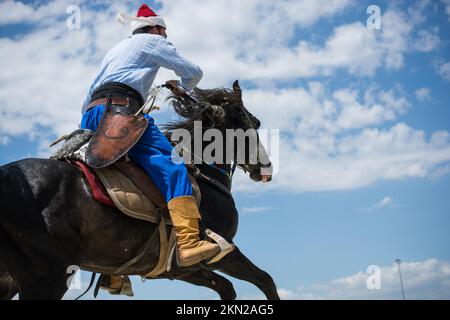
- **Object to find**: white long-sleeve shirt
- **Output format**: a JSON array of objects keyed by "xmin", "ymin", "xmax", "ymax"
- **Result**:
[{"xmin": 81, "ymin": 34, "xmax": 203, "ymax": 113}]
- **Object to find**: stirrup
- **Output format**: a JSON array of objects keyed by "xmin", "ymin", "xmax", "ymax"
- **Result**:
[
  {"xmin": 99, "ymin": 275, "xmax": 134, "ymax": 297},
  {"xmin": 205, "ymin": 229, "xmax": 235, "ymax": 264}
]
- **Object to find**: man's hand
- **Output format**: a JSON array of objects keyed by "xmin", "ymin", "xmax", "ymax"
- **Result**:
[
  {"xmin": 165, "ymin": 80, "xmax": 185, "ymax": 97},
  {"xmin": 261, "ymin": 175, "xmax": 272, "ymax": 183}
]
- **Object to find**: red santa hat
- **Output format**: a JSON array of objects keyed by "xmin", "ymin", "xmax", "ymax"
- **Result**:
[{"xmin": 116, "ymin": 4, "xmax": 166, "ymax": 32}]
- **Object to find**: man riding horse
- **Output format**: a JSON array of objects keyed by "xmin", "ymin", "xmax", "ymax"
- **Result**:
[
  {"xmin": 0, "ymin": 4, "xmax": 280, "ymax": 299},
  {"xmin": 81, "ymin": 3, "xmax": 222, "ymax": 268}
]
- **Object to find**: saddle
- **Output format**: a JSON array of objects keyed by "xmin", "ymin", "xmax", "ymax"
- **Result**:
[{"xmin": 73, "ymin": 158, "xmax": 201, "ymax": 224}]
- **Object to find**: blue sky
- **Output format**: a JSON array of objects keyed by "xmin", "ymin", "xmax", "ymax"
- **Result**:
[{"xmin": 1, "ymin": 0, "xmax": 450, "ymax": 299}]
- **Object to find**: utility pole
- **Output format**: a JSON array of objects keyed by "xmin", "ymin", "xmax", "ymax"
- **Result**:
[{"xmin": 395, "ymin": 259, "xmax": 406, "ymax": 300}]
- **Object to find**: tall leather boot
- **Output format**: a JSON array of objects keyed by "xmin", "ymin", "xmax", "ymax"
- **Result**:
[{"xmin": 167, "ymin": 196, "xmax": 220, "ymax": 267}]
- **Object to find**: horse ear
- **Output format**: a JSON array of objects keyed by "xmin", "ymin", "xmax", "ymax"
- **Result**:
[{"xmin": 232, "ymin": 80, "xmax": 241, "ymax": 97}]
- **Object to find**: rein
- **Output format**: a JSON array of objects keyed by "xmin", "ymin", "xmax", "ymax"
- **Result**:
[
  {"xmin": 187, "ymin": 164, "xmax": 233, "ymax": 199},
  {"xmin": 179, "ymin": 142, "xmax": 236, "ymax": 182}
]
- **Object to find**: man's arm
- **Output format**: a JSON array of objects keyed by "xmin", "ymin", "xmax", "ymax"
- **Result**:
[{"xmin": 151, "ymin": 37, "xmax": 203, "ymax": 91}]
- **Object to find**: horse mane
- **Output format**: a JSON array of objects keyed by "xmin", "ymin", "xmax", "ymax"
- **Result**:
[{"xmin": 163, "ymin": 87, "xmax": 232, "ymax": 133}]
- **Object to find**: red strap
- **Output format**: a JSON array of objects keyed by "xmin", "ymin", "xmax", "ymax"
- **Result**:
[{"xmin": 74, "ymin": 161, "xmax": 114, "ymax": 206}]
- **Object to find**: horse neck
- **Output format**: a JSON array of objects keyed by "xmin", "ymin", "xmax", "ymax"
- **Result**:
[
  {"xmin": 166, "ymin": 110, "xmax": 237, "ymax": 187},
  {"xmin": 196, "ymin": 163, "xmax": 232, "ymax": 190}
]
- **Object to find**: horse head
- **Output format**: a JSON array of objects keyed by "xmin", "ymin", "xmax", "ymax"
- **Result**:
[{"xmin": 165, "ymin": 80, "xmax": 272, "ymax": 182}]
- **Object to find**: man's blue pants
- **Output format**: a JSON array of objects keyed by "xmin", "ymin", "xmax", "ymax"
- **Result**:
[{"xmin": 80, "ymin": 105, "xmax": 192, "ymax": 202}]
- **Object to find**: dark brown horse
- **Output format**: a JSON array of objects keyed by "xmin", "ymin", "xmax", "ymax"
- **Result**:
[{"xmin": 0, "ymin": 81, "xmax": 279, "ymax": 300}]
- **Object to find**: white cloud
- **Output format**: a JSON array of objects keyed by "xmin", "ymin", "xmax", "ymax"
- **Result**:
[
  {"xmin": 415, "ymin": 87, "xmax": 431, "ymax": 101},
  {"xmin": 0, "ymin": 136, "xmax": 10, "ymax": 146},
  {"xmin": 334, "ymin": 88, "xmax": 409, "ymax": 130},
  {"xmin": 0, "ymin": 0, "xmax": 36, "ymax": 25},
  {"xmin": 377, "ymin": 196, "xmax": 394, "ymax": 208},
  {"xmin": 0, "ymin": 0, "xmax": 77, "ymax": 27},
  {"xmin": 361, "ymin": 196, "xmax": 396, "ymax": 213},
  {"xmin": 248, "ymin": 259, "xmax": 450, "ymax": 299},
  {"xmin": 443, "ymin": 0, "xmax": 450, "ymax": 22},
  {"xmin": 245, "ymin": 84, "xmax": 409, "ymax": 134},
  {"xmin": 158, "ymin": 0, "xmax": 358, "ymax": 83},
  {"xmin": 412, "ymin": 29, "xmax": 440, "ymax": 53},
  {"xmin": 241, "ymin": 206, "xmax": 272, "ymax": 215},
  {"xmin": 280, "ymin": 0, "xmax": 352, "ymax": 27},
  {"xmin": 437, "ymin": 61, "xmax": 450, "ymax": 82},
  {"xmin": 430, "ymin": 163, "xmax": 450, "ymax": 180}
]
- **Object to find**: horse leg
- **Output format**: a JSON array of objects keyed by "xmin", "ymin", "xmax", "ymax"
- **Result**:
[
  {"xmin": 177, "ymin": 269, "xmax": 236, "ymax": 300},
  {"xmin": 0, "ymin": 226, "xmax": 27, "ymax": 300},
  {"xmin": 18, "ymin": 266, "xmax": 71, "ymax": 300},
  {"xmin": 0, "ymin": 245, "xmax": 70, "ymax": 300},
  {"xmin": 0, "ymin": 263, "xmax": 18, "ymax": 300},
  {"xmin": 211, "ymin": 246, "xmax": 280, "ymax": 300},
  {"xmin": 0, "ymin": 232, "xmax": 72, "ymax": 300},
  {"xmin": 0, "ymin": 276, "xmax": 18, "ymax": 300},
  {"xmin": 0, "ymin": 215, "xmax": 73, "ymax": 300}
]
